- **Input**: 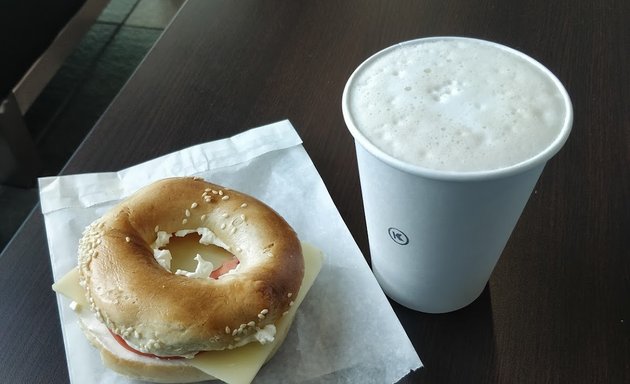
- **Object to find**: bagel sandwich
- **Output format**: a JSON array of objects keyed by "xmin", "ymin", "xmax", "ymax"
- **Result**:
[{"xmin": 52, "ymin": 177, "xmax": 323, "ymax": 383}]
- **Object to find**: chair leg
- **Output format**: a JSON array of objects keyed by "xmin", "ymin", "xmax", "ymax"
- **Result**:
[{"xmin": 0, "ymin": 93, "xmax": 40, "ymax": 187}]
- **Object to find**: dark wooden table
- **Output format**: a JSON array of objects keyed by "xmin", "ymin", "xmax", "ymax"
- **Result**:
[{"xmin": 1, "ymin": 0, "xmax": 628, "ymax": 383}]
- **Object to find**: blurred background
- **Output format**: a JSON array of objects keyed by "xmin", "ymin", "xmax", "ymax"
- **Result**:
[{"xmin": 0, "ymin": 0, "xmax": 184, "ymax": 251}]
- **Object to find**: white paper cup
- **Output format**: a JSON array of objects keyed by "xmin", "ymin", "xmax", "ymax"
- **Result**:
[{"xmin": 342, "ymin": 37, "xmax": 573, "ymax": 313}]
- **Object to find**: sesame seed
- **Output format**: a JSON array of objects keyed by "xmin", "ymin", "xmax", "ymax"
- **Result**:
[
  {"xmin": 125, "ymin": 237, "xmax": 131, "ymax": 242},
  {"xmin": 221, "ymin": 223, "xmax": 226, "ymax": 230},
  {"xmin": 222, "ymin": 213, "xmax": 228, "ymax": 218},
  {"xmin": 182, "ymin": 218, "xmax": 188, "ymax": 225},
  {"xmin": 258, "ymin": 314, "xmax": 265, "ymax": 319},
  {"xmin": 289, "ymin": 301, "xmax": 294, "ymax": 306},
  {"xmin": 218, "ymin": 190, "xmax": 224, "ymax": 196},
  {"xmin": 247, "ymin": 321, "xmax": 255, "ymax": 327},
  {"xmin": 287, "ymin": 293, "xmax": 293, "ymax": 298},
  {"xmin": 230, "ymin": 227, "xmax": 236, "ymax": 234},
  {"xmin": 240, "ymin": 203, "xmax": 248, "ymax": 208},
  {"xmin": 154, "ymin": 225, "xmax": 159, "ymax": 232},
  {"xmin": 261, "ymin": 309, "xmax": 269, "ymax": 315},
  {"xmin": 240, "ymin": 214, "xmax": 246, "ymax": 221},
  {"xmin": 202, "ymin": 191, "xmax": 208, "ymax": 197},
  {"xmin": 222, "ymin": 195, "xmax": 230, "ymax": 201},
  {"xmin": 232, "ymin": 329, "xmax": 238, "ymax": 336},
  {"xmin": 225, "ymin": 326, "xmax": 231, "ymax": 334},
  {"xmin": 191, "ymin": 202, "xmax": 198, "ymax": 209},
  {"xmin": 205, "ymin": 188, "xmax": 212, "ymax": 192},
  {"xmin": 185, "ymin": 209, "xmax": 191, "ymax": 217},
  {"xmin": 212, "ymin": 190, "xmax": 218, "ymax": 195},
  {"xmin": 193, "ymin": 176, "xmax": 202, "ymax": 180},
  {"xmin": 204, "ymin": 196, "xmax": 212, "ymax": 203},
  {"xmin": 200, "ymin": 214, "xmax": 206, "ymax": 221},
  {"xmin": 282, "ymin": 311, "xmax": 289, "ymax": 317}
]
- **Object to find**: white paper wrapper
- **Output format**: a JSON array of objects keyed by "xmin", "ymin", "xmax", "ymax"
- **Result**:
[{"xmin": 40, "ymin": 120, "xmax": 422, "ymax": 383}]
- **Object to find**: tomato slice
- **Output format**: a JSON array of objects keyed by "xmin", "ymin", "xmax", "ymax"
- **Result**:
[
  {"xmin": 109, "ymin": 330, "xmax": 184, "ymax": 360},
  {"xmin": 210, "ymin": 256, "xmax": 240, "ymax": 279}
]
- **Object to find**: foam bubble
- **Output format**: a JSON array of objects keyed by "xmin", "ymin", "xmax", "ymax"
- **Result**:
[{"xmin": 347, "ymin": 39, "xmax": 567, "ymax": 172}]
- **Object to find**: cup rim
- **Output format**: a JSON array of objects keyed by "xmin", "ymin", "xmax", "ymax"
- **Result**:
[{"xmin": 342, "ymin": 36, "xmax": 574, "ymax": 181}]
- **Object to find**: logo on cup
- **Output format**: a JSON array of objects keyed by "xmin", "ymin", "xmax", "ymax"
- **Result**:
[{"xmin": 388, "ymin": 227, "xmax": 409, "ymax": 245}]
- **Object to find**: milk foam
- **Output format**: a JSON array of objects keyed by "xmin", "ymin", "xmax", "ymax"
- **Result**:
[{"xmin": 346, "ymin": 39, "xmax": 568, "ymax": 172}]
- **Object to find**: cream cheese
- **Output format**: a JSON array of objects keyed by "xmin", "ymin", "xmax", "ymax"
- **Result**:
[
  {"xmin": 175, "ymin": 255, "xmax": 214, "ymax": 280},
  {"xmin": 153, "ymin": 231, "xmax": 172, "ymax": 248},
  {"xmin": 231, "ymin": 325, "xmax": 277, "ymax": 349},
  {"xmin": 152, "ymin": 227, "xmax": 230, "ymax": 274},
  {"xmin": 174, "ymin": 227, "xmax": 230, "ymax": 250},
  {"xmin": 153, "ymin": 249, "xmax": 172, "ymax": 271}
]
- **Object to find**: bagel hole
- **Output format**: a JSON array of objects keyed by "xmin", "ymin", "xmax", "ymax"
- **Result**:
[{"xmin": 167, "ymin": 233, "xmax": 238, "ymax": 278}]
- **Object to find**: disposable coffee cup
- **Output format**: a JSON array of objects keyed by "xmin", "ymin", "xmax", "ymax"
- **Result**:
[{"xmin": 342, "ymin": 37, "xmax": 572, "ymax": 313}]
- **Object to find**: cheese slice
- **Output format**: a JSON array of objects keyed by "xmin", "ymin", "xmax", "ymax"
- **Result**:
[
  {"xmin": 53, "ymin": 242, "xmax": 324, "ymax": 384},
  {"xmin": 52, "ymin": 266, "xmax": 86, "ymax": 307}
]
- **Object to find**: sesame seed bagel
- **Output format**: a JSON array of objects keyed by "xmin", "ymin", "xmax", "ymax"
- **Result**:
[{"xmin": 78, "ymin": 177, "xmax": 304, "ymax": 357}]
